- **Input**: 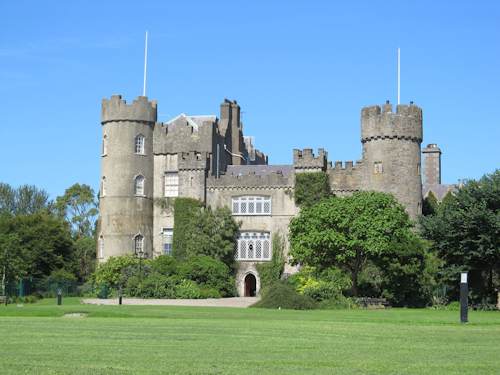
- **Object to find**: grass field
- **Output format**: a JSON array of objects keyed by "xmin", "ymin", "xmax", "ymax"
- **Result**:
[{"xmin": 0, "ymin": 298, "xmax": 499, "ymax": 374}]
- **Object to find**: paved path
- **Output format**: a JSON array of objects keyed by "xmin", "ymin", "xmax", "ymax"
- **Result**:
[{"xmin": 82, "ymin": 297, "xmax": 259, "ymax": 308}]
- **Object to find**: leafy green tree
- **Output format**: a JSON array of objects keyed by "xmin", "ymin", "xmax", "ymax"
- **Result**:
[
  {"xmin": 55, "ymin": 183, "xmax": 98, "ymax": 238},
  {"xmin": 0, "ymin": 183, "xmax": 51, "ymax": 215},
  {"xmin": 289, "ymin": 191, "xmax": 416, "ymax": 295},
  {"xmin": 173, "ymin": 198, "xmax": 240, "ymax": 267},
  {"xmin": 420, "ymin": 170, "xmax": 500, "ymax": 303},
  {"xmin": 72, "ymin": 237, "xmax": 97, "ymax": 281},
  {"xmin": 0, "ymin": 213, "xmax": 74, "ymax": 280},
  {"xmin": 294, "ymin": 172, "xmax": 331, "ymax": 208}
]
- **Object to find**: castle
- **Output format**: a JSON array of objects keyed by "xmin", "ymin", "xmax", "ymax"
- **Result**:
[{"xmin": 98, "ymin": 95, "xmax": 446, "ymax": 297}]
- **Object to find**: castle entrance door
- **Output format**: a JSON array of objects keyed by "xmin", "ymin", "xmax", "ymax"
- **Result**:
[{"xmin": 244, "ymin": 274, "xmax": 257, "ymax": 297}]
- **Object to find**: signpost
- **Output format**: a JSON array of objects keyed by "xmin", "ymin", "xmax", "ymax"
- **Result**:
[{"xmin": 460, "ymin": 272, "xmax": 468, "ymax": 323}]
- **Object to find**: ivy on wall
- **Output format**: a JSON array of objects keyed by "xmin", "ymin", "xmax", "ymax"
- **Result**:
[
  {"xmin": 172, "ymin": 198, "xmax": 203, "ymax": 260},
  {"xmin": 294, "ymin": 172, "xmax": 331, "ymax": 208}
]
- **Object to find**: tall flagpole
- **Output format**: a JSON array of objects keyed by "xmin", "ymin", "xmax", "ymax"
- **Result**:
[
  {"xmin": 143, "ymin": 31, "xmax": 148, "ymax": 97},
  {"xmin": 397, "ymin": 47, "xmax": 400, "ymax": 105}
]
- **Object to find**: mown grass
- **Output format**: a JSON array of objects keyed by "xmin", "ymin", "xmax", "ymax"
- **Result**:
[{"xmin": 0, "ymin": 298, "xmax": 499, "ymax": 374}]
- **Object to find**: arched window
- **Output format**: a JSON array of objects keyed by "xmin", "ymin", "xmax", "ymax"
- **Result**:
[
  {"xmin": 135, "ymin": 134, "xmax": 145, "ymax": 154},
  {"xmin": 102, "ymin": 134, "xmax": 108, "ymax": 155},
  {"xmin": 134, "ymin": 234, "xmax": 144, "ymax": 256},
  {"xmin": 98, "ymin": 235, "xmax": 104, "ymax": 258},
  {"xmin": 101, "ymin": 176, "xmax": 106, "ymax": 197},
  {"xmin": 135, "ymin": 175, "xmax": 145, "ymax": 196}
]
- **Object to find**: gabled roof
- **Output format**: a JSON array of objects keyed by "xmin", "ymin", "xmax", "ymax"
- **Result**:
[{"xmin": 164, "ymin": 113, "xmax": 216, "ymax": 131}]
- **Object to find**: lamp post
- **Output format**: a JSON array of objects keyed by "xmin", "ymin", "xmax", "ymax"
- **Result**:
[
  {"xmin": 138, "ymin": 249, "xmax": 144, "ymax": 285},
  {"xmin": 460, "ymin": 272, "xmax": 468, "ymax": 323}
]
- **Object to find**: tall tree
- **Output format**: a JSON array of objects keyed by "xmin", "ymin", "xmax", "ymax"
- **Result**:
[
  {"xmin": 294, "ymin": 172, "xmax": 331, "ymax": 208},
  {"xmin": 289, "ymin": 191, "xmax": 417, "ymax": 295},
  {"xmin": 420, "ymin": 170, "xmax": 500, "ymax": 303},
  {"xmin": 0, "ymin": 183, "xmax": 51, "ymax": 215},
  {"xmin": 55, "ymin": 183, "xmax": 98, "ymax": 238}
]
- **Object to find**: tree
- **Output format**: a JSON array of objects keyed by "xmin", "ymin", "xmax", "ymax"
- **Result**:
[
  {"xmin": 0, "ymin": 213, "xmax": 74, "ymax": 280},
  {"xmin": 420, "ymin": 170, "xmax": 500, "ymax": 303},
  {"xmin": 289, "ymin": 191, "xmax": 416, "ymax": 295},
  {"xmin": 294, "ymin": 172, "xmax": 331, "ymax": 208},
  {"xmin": 422, "ymin": 191, "xmax": 439, "ymax": 216},
  {"xmin": 0, "ymin": 183, "xmax": 51, "ymax": 215},
  {"xmin": 72, "ymin": 237, "xmax": 97, "ymax": 281},
  {"xmin": 55, "ymin": 183, "xmax": 98, "ymax": 238}
]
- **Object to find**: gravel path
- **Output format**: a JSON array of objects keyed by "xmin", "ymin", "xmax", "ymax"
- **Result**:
[{"xmin": 82, "ymin": 297, "xmax": 259, "ymax": 308}]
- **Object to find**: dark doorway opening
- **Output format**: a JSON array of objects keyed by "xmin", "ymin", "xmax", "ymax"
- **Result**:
[{"xmin": 244, "ymin": 273, "xmax": 257, "ymax": 297}]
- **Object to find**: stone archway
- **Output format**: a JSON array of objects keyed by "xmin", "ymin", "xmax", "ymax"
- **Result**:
[{"xmin": 244, "ymin": 273, "xmax": 257, "ymax": 297}]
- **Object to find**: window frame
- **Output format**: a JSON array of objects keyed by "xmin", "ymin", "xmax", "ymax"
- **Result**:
[
  {"xmin": 135, "ymin": 134, "xmax": 145, "ymax": 155},
  {"xmin": 161, "ymin": 227, "xmax": 173, "ymax": 255},
  {"xmin": 236, "ymin": 232, "xmax": 272, "ymax": 261},
  {"xmin": 134, "ymin": 234, "xmax": 144, "ymax": 256},
  {"xmin": 164, "ymin": 172, "xmax": 179, "ymax": 197},
  {"xmin": 231, "ymin": 196, "xmax": 272, "ymax": 216},
  {"xmin": 134, "ymin": 175, "xmax": 145, "ymax": 196}
]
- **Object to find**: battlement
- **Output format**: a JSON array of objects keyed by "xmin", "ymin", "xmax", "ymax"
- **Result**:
[
  {"xmin": 101, "ymin": 95, "xmax": 157, "ymax": 124},
  {"xmin": 207, "ymin": 171, "xmax": 292, "ymax": 189},
  {"xmin": 361, "ymin": 101, "xmax": 422, "ymax": 143},
  {"xmin": 330, "ymin": 160, "xmax": 361, "ymax": 171},
  {"xmin": 422, "ymin": 143, "xmax": 442, "ymax": 154},
  {"xmin": 293, "ymin": 148, "xmax": 328, "ymax": 171},
  {"xmin": 178, "ymin": 151, "xmax": 209, "ymax": 171}
]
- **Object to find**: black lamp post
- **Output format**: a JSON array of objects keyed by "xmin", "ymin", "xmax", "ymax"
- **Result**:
[{"xmin": 460, "ymin": 272, "xmax": 468, "ymax": 323}]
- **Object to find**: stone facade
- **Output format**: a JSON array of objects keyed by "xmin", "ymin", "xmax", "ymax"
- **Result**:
[{"xmin": 99, "ymin": 95, "xmax": 434, "ymax": 296}]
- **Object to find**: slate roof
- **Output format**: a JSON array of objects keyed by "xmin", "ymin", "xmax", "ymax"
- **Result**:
[{"xmin": 423, "ymin": 183, "xmax": 457, "ymax": 200}]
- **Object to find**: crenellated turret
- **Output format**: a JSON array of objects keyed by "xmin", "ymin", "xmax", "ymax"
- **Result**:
[
  {"xmin": 98, "ymin": 95, "xmax": 157, "ymax": 261},
  {"xmin": 360, "ymin": 100, "xmax": 423, "ymax": 219},
  {"xmin": 293, "ymin": 148, "xmax": 328, "ymax": 172}
]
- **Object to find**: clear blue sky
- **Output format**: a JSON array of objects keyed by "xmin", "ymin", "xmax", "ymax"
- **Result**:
[{"xmin": 1, "ymin": 0, "xmax": 499, "ymax": 199}]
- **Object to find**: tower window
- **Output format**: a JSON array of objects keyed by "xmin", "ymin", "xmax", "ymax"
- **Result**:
[
  {"xmin": 374, "ymin": 161, "xmax": 383, "ymax": 174},
  {"xmin": 102, "ymin": 134, "xmax": 108, "ymax": 155},
  {"xmin": 135, "ymin": 135, "xmax": 145, "ymax": 154},
  {"xmin": 164, "ymin": 172, "xmax": 179, "ymax": 197},
  {"xmin": 134, "ymin": 234, "xmax": 144, "ymax": 256},
  {"xmin": 98, "ymin": 235, "xmax": 104, "ymax": 258},
  {"xmin": 101, "ymin": 176, "xmax": 106, "ymax": 197},
  {"xmin": 135, "ymin": 175, "xmax": 145, "ymax": 196},
  {"xmin": 161, "ymin": 228, "xmax": 173, "ymax": 255}
]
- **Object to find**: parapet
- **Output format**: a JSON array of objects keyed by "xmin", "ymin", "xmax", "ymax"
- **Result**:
[
  {"xmin": 361, "ymin": 101, "xmax": 422, "ymax": 144},
  {"xmin": 293, "ymin": 148, "xmax": 328, "ymax": 171},
  {"xmin": 178, "ymin": 151, "xmax": 209, "ymax": 171},
  {"xmin": 422, "ymin": 143, "xmax": 442, "ymax": 154},
  {"xmin": 101, "ymin": 95, "xmax": 157, "ymax": 124}
]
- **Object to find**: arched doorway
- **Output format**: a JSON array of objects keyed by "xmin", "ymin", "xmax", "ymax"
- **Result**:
[{"xmin": 244, "ymin": 273, "xmax": 257, "ymax": 297}]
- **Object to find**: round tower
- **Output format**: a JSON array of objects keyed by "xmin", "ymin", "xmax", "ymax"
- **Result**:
[
  {"xmin": 360, "ymin": 101, "xmax": 423, "ymax": 220},
  {"xmin": 98, "ymin": 95, "xmax": 157, "ymax": 262}
]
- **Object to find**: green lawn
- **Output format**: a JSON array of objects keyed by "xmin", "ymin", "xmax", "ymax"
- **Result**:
[{"xmin": 0, "ymin": 298, "xmax": 499, "ymax": 374}]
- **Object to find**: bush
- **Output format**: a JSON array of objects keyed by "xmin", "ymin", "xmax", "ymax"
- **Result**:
[
  {"xmin": 125, "ymin": 273, "xmax": 178, "ymax": 299},
  {"xmin": 150, "ymin": 255, "xmax": 178, "ymax": 275},
  {"xmin": 253, "ymin": 281, "xmax": 317, "ymax": 310},
  {"xmin": 175, "ymin": 279, "xmax": 202, "ymax": 299},
  {"xmin": 288, "ymin": 266, "xmax": 351, "ymax": 302},
  {"xmin": 256, "ymin": 234, "xmax": 286, "ymax": 289},
  {"xmin": 92, "ymin": 255, "xmax": 139, "ymax": 287},
  {"xmin": 318, "ymin": 295, "xmax": 358, "ymax": 309},
  {"xmin": 178, "ymin": 256, "xmax": 235, "ymax": 297}
]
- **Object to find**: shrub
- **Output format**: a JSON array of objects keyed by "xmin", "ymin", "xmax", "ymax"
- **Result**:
[
  {"xmin": 150, "ymin": 255, "xmax": 178, "ymax": 275},
  {"xmin": 91, "ymin": 255, "xmax": 140, "ymax": 287},
  {"xmin": 318, "ymin": 295, "xmax": 358, "ymax": 310},
  {"xmin": 256, "ymin": 233, "xmax": 286, "ymax": 289},
  {"xmin": 288, "ymin": 266, "xmax": 350, "ymax": 302},
  {"xmin": 172, "ymin": 198, "xmax": 203, "ymax": 260},
  {"xmin": 178, "ymin": 256, "xmax": 235, "ymax": 297},
  {"xmin": 175, "ymin": 279, "xmax": 202, "ymax": 299},
  {"xmin": 253, "ymin": 281, "xmax": 317, "ymax": 310}
]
